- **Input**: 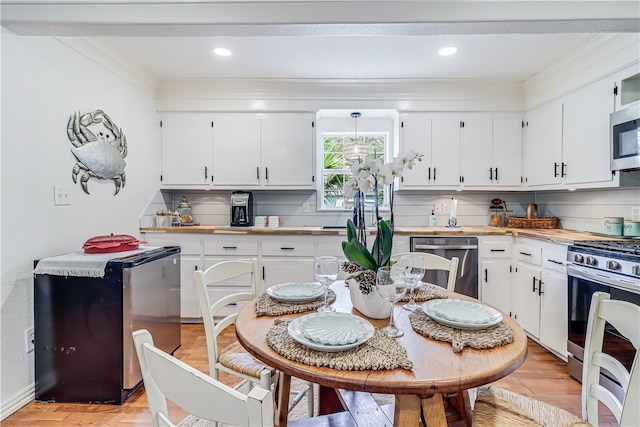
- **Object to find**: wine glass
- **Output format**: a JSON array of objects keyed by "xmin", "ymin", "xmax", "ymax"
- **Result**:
[
  {"xmin": 399, "ymin": 255, "xmax": 425, "ymax": 312},
  {"xmin": 375, "ymin": 265, "xmax": 407, "ymax": 337},
  {"xmin": 314, "ymin": 256, "xmax": 339, "ymax": 312}
]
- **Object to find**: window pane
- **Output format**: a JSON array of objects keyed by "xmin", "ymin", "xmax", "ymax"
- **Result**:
[{"xmin": 321, "ymin": 132, "xmax": 388, "ymax": 210}]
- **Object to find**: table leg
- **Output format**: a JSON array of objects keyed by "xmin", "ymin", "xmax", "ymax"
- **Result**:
[
  {"xmin": 317, "ymin": 385, "xmax": 346, "ymax": 415},
  {"xmin": 394, "ymin": 394, "xmax": 422, "ymax": 427},
  {"xmin": 448, "ymin": 390, "xmax": 473, "ymax": 427},
  {"xmin": 274, "ymin": 372, "xmax": 291, "ymax": 427},
  {"xmin": 420, "ymin": 394, "xmax": 447, "ymax": 427}
]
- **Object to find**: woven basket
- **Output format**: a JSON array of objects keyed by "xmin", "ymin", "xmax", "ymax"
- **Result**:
[{"xmin": 506, "ymin": 204, "xmax": 558, "ymax": 229}]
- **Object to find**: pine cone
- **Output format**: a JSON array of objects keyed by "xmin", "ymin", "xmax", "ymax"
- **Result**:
[{"xmin": 341, "ymin": 261, "xmax": 360, "ymax": 274}]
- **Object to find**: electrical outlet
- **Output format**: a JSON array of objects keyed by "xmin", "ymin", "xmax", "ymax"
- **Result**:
[
  {"xmin": 302, "ymin": 202, "xmax": 310, "ymax": 213},
  {"xmin": 54, "ymin": 186, "xmax": 71, "ymax": 206},
  {"xmin": 25, "ymin": 327, "xmax": 34, "ymax": 353},
  {"xmin": 632, "ymin": 206, "xmax": 640, "ymax": 221},
  {"xmin": 434, "ymin": 198, "xmax": 450, "ymax": 215}
]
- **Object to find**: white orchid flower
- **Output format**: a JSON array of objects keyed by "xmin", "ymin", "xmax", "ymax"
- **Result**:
[
  {"xmin": 344, "ymin": 178, "xmax": 357, "ymax": 197},
  {"xmin": 377, "ymin": 163, "xmax": 395, "ymax": 185}
]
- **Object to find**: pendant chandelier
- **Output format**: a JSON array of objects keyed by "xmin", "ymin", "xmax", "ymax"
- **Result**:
[{"xmin": 342, "ymin": 112, "xmax": 370, "ymax": 160}]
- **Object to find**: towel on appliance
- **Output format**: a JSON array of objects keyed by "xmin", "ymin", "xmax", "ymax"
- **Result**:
[{"xmin": 33, "ymin": 246, "xmax": 160, "ymax": 278}]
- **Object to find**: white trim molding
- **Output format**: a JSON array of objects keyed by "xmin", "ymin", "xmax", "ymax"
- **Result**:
[{"xmin": 0, "ymin": 385, "xmax": 34, "ymax": 421}]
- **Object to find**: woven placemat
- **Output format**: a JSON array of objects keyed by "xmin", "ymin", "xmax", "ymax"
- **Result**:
[
  {"xmin": 255, "ymin": 290, "xmax": 337, "ymax": 316},
  {"xmin": 400, "ymin": 283, "xmax": 448, "ymax": 302},
  {"xmin": 409, "ymin": 308, "xmax": 514, "ymax": 353},
  {"xmin": 267, "ymin": 318, "xmax": 413, "ymax": 371}
]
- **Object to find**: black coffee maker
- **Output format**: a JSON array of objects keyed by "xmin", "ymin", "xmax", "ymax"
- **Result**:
[{"xmin": 230, "ymin": 191, "xmax": 254, "ymax": 227}]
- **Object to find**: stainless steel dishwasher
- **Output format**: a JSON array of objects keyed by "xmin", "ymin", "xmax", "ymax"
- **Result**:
[{"xmin": 410, "ymin": 237, "xmax": 478, "ymax": 298}]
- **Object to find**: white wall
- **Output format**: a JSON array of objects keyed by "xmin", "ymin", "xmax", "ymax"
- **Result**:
[{"xmin": 0, "ymin": 32, "xmax": 160, "ymax": 417}]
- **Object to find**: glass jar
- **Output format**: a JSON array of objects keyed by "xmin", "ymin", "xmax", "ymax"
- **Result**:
[
  {"xmin": 176, "ymin": 196, "xmax": 193, "ymax": 224},
  {"xmin": 488, "ymin": 205, "xmax": 506, "ymax": 227}
]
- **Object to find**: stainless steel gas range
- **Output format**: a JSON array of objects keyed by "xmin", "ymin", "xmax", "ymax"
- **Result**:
[{"xmin": 566, "ymin": 240, "xmax": 640, "ymax": 399}]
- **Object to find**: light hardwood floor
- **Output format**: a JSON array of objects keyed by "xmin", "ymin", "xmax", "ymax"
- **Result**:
[{"xmin": 3, "ymin": 324, "xmax": 617, "ymax": 426}]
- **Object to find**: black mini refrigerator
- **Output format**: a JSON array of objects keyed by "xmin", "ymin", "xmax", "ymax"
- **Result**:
[{"xmin": 33, "ymin": 246, "xmax": 181, "ymax": 403}]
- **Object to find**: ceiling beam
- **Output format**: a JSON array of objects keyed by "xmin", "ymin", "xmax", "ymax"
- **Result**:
[{"xmin": 2, "ymin": 1, "xmax": 639, "ymax": 36}]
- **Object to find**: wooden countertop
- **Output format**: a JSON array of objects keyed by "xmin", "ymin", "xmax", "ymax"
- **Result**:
[{"xmin": 139, "ymin": 225, "xmax": 626, "ymax": 244}]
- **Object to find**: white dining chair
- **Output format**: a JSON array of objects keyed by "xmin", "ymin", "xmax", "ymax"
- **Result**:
[
  {"xmin": 193, "ymin": 259, "xmax": 314, "ymax": 417},
  {"xmin": 132, "ymin": 329, "xmax": 274, "ymax": 427},
  {"xmin": 473, "ymin": 291, "xmax": 639, "ymax": 427},
  {"xmin": 392, "ymin": 252, "xmax": 459, "ymax": 292}
]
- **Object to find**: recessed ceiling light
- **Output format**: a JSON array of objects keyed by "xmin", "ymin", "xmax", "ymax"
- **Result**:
[
  {"xmin": 213, "ymin": 47, "xmax": 232, "ymax": 57},
  {"xmin": 438, "ymin": 46, "xmax": 458, "ymax": 56}
]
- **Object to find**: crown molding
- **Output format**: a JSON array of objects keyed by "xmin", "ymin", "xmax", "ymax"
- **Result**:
[
  {"xmin": 56, "ymin": 37, "xmax": 159, "ymax": 96},
  {"xmin": 524, "ymin": 33, "xmax": 640, "ymax": 108}
]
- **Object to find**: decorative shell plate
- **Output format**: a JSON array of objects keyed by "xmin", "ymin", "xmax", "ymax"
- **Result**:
[
  {"xmin": 423, "ymin": 299, "xmax": 503, "ymax": 330},
  {"xmin": 287, "ymin": 313, "xmax": 374, "ymax": 352},
  {"xmin": 266, "ymin": 282, "xmax": 325, "ymax": 303},
  {"xmin": 299, "ymin": 312, "xmax": 369, "ymax": 345}
]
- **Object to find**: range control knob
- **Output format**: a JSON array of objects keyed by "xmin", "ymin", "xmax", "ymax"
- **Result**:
[
  {"xmin": 586, "ymin": 256, "xmax": 597, "ymax": 267},
  {"xmin": 606, "ymin": 260, "xmax": 620, "ymax": 271},
  {"xmin": 633, "ymin": 265, "xmax": 640, "ymax": 276},
  {"xmin": 574, "ymin": 254, "xmax": 584, "ymax": 263}
]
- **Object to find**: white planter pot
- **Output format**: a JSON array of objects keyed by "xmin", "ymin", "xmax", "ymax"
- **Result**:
[{"xmin": 347, "ymin": 279, "xmax": 390, "ymax": 320}]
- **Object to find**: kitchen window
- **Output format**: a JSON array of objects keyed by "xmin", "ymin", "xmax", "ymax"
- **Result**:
[{"xmin": 320, "ymin": 133, "xmax": 388, "ymax": 210}]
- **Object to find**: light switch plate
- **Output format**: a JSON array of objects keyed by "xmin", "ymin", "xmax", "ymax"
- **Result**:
[
  {"xmin": 632, "ymin": 206, "xmax": 640, "ymax": 221},
  {"xmin": 54, "ymin": 186, "xmax": 71, "ymax": 206}
]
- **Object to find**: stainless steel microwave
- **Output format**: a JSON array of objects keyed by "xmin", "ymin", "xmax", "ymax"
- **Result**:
[{"xmin": 610, "ymin": 102, "xmax": 640, "ymax": 171}]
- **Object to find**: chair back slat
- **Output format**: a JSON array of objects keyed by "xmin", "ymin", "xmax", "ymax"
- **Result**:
[
  {"xmin": 133, "ymin": 329, "xmax": 274, "ymax": 427},
  {"xmin": 392, "ymin": 252, "xmax": 459, "ymax": 292},
  {"xmin": 582, "ymin": 292, "xmax": 640, "ymax": 426}
]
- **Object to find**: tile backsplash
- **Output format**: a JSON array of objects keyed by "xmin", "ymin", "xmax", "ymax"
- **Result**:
[{"xmin": 140, "ymin": 186, "xmax": 639, "ymax": 234}]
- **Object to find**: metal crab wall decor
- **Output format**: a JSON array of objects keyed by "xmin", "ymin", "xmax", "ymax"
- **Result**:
[{"xmin": 67, "ymin": 109, "xmax": 127, "ymax": 195}]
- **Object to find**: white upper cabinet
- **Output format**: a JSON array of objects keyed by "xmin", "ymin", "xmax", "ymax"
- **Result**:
[
  {"xmin": 562, "ymin": 78, "xmax": 615, "ymax": 186},
  {"xmin": 161, "ymin": 112, "xmax": 315, "ymax": 189},
  {"xmin": 522, "ymin": 101, "xmax": 563, "ymax": 187},
  {"xmin": 431, "ymin": 115, "xmax": 462, "ymax": 187},
  {"xmin": 399, "ymin": 113, "xmax": 460, "ymax": 189},
  {"xmin": 261, "ymin": 113, "xmax": 315, "ymax": 188},
  {"xmin": 212, "ymin": 113, "xmax": 262, "ymax": 186},
  {"xmin": 459, "ymin": 113, "xmax": 523, "ymax": 188},
  {"xmin": 492, "ymin": 114, "xmax": 524, "ymax": 187},
  {"xmin": 160, "ymin": 113, "xmax": 214, "ymax": 186},
  {"xmin": 398, "ymin": 113, "xmax": 432, "ymax": 187},
  {"xmin": 460, "ymin": 115, "xmax": 493, "ymax": 186}
]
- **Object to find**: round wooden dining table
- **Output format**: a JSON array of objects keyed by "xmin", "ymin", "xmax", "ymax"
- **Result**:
[{"xmin": 235, "ymin": 281, "xmax": 528, "ymax": 427}]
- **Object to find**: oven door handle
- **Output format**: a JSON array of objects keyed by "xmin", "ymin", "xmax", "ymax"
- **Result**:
[
  {"xmin": 568, "ymin": 265, "xmax": 640, "ymax": 294},
  {"xmin": 412, "ymin": 244, "xmax": 478, "ymax": 250}
]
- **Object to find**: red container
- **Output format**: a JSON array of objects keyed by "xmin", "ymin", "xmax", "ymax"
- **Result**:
[{"xmin": 83, "ymin": 234, "xmax": 146, "ymax": 254}]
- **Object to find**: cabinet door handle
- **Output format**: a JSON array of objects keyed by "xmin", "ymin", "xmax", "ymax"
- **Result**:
[
  {"xmin": 489, "ymin": 168, "xmax": 493, "ymax": 180},
  {"xmin": 519, "ymin": 251, "xmax": 532, "ymax": 256},
  {"xmin": 484, "ymin": 268, "xmax": 488, "ymax": 283},
  {"xmin": 561, "ymin": 162, "xmax": 567, "ymax": 177},
  {"xmin": 532, "ymin": 276, "xmax": 538, "ymax": 292},
  {"xmin": 222, "ymin": 246, "xmax": 237, "ymax": 250},
  {"xmin": 262, "ymin": 266, "xmax": 265, "ymax": 280},
  {"xmin": 554, "ymin": 162, "xmax": 559, "ymax": 177},
  {"xmin": 538, "ymin": 280, "xmax": 544, "ymax": 295},
  {"xmin": 265, "ymin": 167, "xmax": 269, "ymax": 181},
  {"xmin": 428, "ymin": 167, "xmax": 431, "ymax": 181},
  {"xmin": 433, "ymin": 167, "xmax": 436, "ymax": 181},
  {"xmin": 490, "ymin": 249, "xmax": 506, "ymax": 252},
  {"xmin": 280, "ymin": 247, "xmax": 295, "ymax": 251},
  {"xmin": 204, "ymin": 167, "xmax": 208, "ymax": 180},
  {"xmin": 256, "ymin": 167, "xmax": 260, "ymax": 180},
  {"xmin": 495, "ymin": 168, "xmax": 498, "ymax": 181},
  {"xmin": 548, "ymin": 259, "xmax": 563, "ymax": 265}
]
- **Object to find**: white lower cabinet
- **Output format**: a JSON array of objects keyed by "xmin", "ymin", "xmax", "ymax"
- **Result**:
[
  {"xmin": 478, "ymin": 236, "xmax": 512, "ymax": 314},
  {"xmin": 512, "ymin": 238, "xmax": 568, "ymax": 358},
  {"xmin": 512, "ymin": 261, "xmax": 541, "ymax": 338},
  {"xmin": 260, "ymin": 236, "xmax": 315, "ymax": 289}
]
